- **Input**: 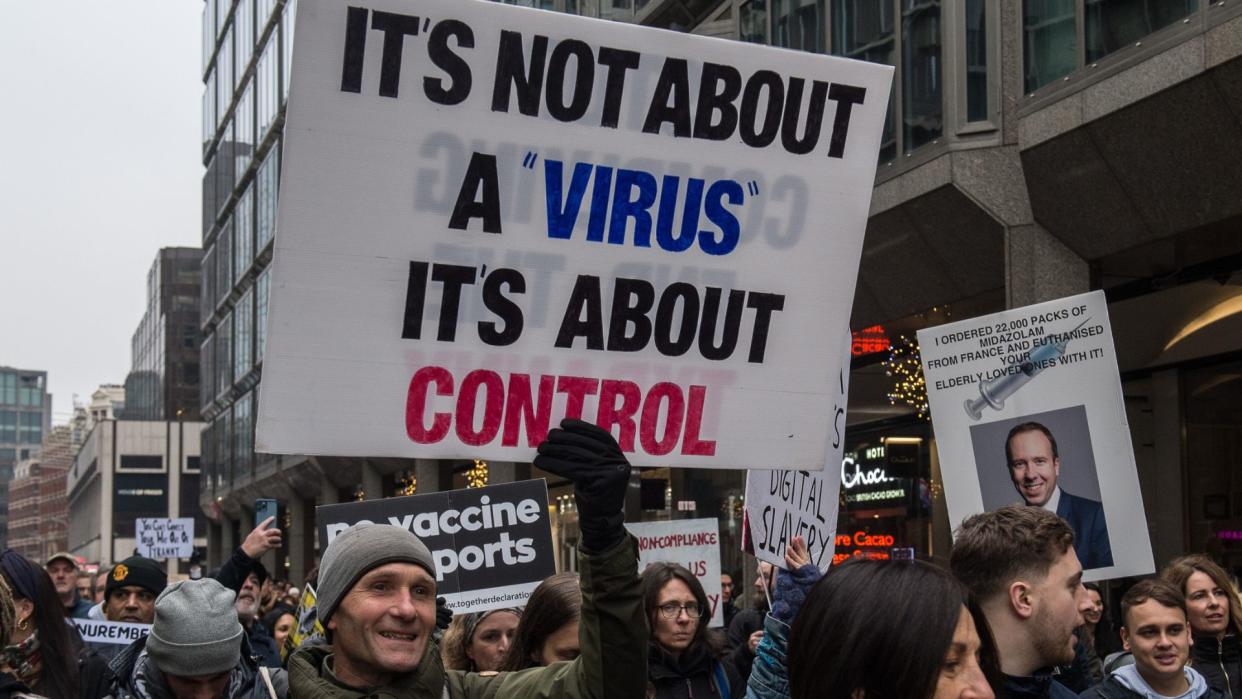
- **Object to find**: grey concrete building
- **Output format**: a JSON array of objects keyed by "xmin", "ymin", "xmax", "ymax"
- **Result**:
[{"xmin": 199, "ymin": 0, "xmax": 1242, "ymax": 582}]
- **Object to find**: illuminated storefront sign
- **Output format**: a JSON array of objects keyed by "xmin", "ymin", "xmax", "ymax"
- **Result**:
[{"xmin": 831, "ymin": 530, "xmax": 903, "ymax": 564}]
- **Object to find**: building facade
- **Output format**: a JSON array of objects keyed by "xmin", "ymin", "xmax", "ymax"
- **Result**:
[
  {"xmin": 200, "ymin": 0, "xmax": 1242, "ymax": 585},
  {"xmin": 0, "ymin": 368, "xmax": 51, "ymax": 548},
  {"xmin": 66, "ymin": 420, "xmax": 206, "ymax": 572},
  {"xmin": 6, "ymin": 425, "xmax": 75, "ymax": 561},
  {"xmin": 123, "ymin": 248, "xmax": 204, "ymax": 422}
]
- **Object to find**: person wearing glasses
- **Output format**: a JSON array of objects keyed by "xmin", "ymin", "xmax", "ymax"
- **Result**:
[{"xmin": 643, "ymin": 562, "xmax": 743, "ymax": 699}]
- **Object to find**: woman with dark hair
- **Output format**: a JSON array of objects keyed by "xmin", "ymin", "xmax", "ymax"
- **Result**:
[
  {"xmin": 261, "ymin": 603, "xmax": 297, "ymax": 662},
  {"xmin": 500, "ymin": 573, "xmax": 582, "ymax": 671},
  {"xmin": 643, "ymin": 562, "xmax": 742, "ymax": 699},
  {"xmin": 442, "ymin": 608, "xmax": 522, "ymax": 672},
  {"xmin": 1162, "ymin": 555, "xmax": 1242, "ymax": 698},
  {"xmin": 0, "ymin": 550, "xmax": 100, "ymax": 699},
  {"xmin": 785, "ymin": 555, "xmax": 998, "ymax": 699}
]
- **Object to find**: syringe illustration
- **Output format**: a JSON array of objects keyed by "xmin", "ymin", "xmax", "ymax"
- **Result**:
[{"xmin": 963, "ymin": 318, "xmax": 1090, "ymax": 420}]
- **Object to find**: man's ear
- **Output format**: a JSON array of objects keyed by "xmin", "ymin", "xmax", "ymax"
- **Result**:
[
  {"xmin": 1120, "ymin": 626, "xmax": 1131, "ymax": 652},
  {"xmin": 1009, "ymin": 580, "xmax": 1035, "ymax": 620}
]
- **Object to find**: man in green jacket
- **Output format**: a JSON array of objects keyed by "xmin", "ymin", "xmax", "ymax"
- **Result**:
[{"xmin": 287, "ymin": 419, "xmax": 647, "ymax": 699}]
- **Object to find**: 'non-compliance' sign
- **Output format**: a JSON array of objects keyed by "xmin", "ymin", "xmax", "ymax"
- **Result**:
[
  {"xmin": 918, "ymin": 291, "xmax": 1154, "ymax": 581},
  {"xmin": 74, "ymin": 619, "xmax": 151, "ymax": 646},
  {"xmin": 135, "ymin": 518, "xmax": 194, "ymax": 559},
  {"xmin": 255, "ymin": 0, "xmax": 893, "ymax": 470},
  {"xmin": 626, "ymin": 518, "xmax": 724, "ymax": 627},
  {"xmin": 744, "ymin": 331, "xmax": 850, "ymax": 571},
  {"xmin": 316, "ymin": 480, "xmax": 555, "ymax": 612}
]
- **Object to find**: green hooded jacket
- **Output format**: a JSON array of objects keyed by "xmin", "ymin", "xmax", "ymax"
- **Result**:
[{"xmin": 287, "ymin": 535, "xmax": 646, "ymax": 699}]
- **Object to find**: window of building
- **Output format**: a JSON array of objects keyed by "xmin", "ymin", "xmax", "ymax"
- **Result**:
[
  {"xmin": 257, "ymin": 40, "xmax": 279, "ymax": 141},
  {"xmin": 201, "ymin": 333, "xmax": 215, "ymax": 407},
  {"xmin": 202, "ymin": 71, "xmax": 216, "ymax": 152},
  {"xmin": 740, "ymin": 0, "xmax": 768, "ymax": 43},
  {"xmin": 119, "ymin": 455, "xmax": 163, "ymax": 471},
  {"xmin": 0, "ymin": 374, "xmax": 14, "ymax": 405},
  {"xmin": 217, "ymin": 25, "xmax": 234, "ymax": 122},
  {"xmin": 202, "ymin": 0, "xmax": 215, "ymax": 73},
  {"xmin": 18, "ymin": 413, "xmax": 40, "ymax": 444},
  {"xmin": 283, "ymin": 0, "xmax": 297, "ymax": 100},
  {"xmin": 235, "ymin": 289, "xmax": 254, "ymax": 381},
  {"xmin": 257, "ymin": 0, "xmax": 277, "ymax": 29},
  {"xmin": 216, "ymin": 411, "xmax": 233, "ymax": 487},
  {"xmin": 18, "ymin": 375, "xmax": 42, "ymax": 407},
  {"xmin": 186, "ymin": 455, "xmax": 202, "ymax": 473},
  {"xmin": 234, "ymin": 186, "xmax": 254, "ymax": 279},
  {"xmin": 1025, "ymin": 0, "xmax": 1198, "ymax": 94},
  {"xmin": 0, "ymin": 412, "xmax": 15, "ymax": 443},
  {"xmin": 773, "ymin": 0, "xmax": 825, "ymax": 52},
  {"xmin": 201, "ymin": 244, "xmax": 217, "ymax": 317},
  {"xmin": 902, "ymin": 1, "xmax": 942, "ymax": 152},
  {"xmin": 235, "ymin": 81, "xmax": 254, "ymax": 174},
  {"xmin": 215, "ymin": 0, "xmax": 230, "ymax": 35},
  {"xmin": 256, "ymin": 267, "xmax": 270, "ymax": 361},
  {"xmin": 215, "ymin": 311, "xmax": 233, "ymax": 398},
  {"xmin": 964, "ymin": 0, "xmax": 989, "ymax": 122},
  {"xmin": 232, "ymin": 394, "xmax": 253, "ymax": 475},
  {"xmin": 256, "ymin": 147, "xmax": 279, "ymax": 251},
  {"xmin": 216, "ymin": 222, "xmax": 233, "ymax": 307},
  {"xmin": 236, "ymin": 0, "xmax": 254, "ymax": 74},
  {"xmin": 832, "ymin": 0, "xmax": 898, "ymax": 161}
]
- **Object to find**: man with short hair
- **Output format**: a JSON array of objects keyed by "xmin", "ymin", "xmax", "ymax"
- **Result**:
[
  {"xmin": 1079, "ymin": 579, "xmax": 1220, "ymax": 698},
  {"xmin": 951, "ymin": 505, "xmax": 1093, "ymax": 698},
  {"xmin": 110, "ymin": 577, "xmax": 288, "ymax": 698},
  {"xmin": 1006, "ymin": 421, "xmax": 1113, "ymax": 569},
  {"xmin": 720, "ymin": 571, "xmax": 738, "ymax": 630},
  {"xmin": 286, "ymin": 419, "xmax": 646, "ymax": 699},
  {"xmin": 236, "ymin": 566, "xmax": 282, "ymax": 668},
  {"xmin": 726, "ymin": 559, "xmax": 774, "ymax": 683},
  {"xmin": 46, "ymin": 552, "xmax": 92, "ymax": 619}
]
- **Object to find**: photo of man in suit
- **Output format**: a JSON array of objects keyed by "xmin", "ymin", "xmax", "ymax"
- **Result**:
[{"xmin": 1006, "ymin": 421, "xmax": 1114, "ymax": 569}]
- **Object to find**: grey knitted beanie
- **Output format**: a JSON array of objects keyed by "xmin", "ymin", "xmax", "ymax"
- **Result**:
[
  {"xmin": 146, "ymin": 578, "xmax": 243, "ymax": 677},
  {"xmin": 317, "ymin": 522, "xmax": 437, "ymax": 626}
]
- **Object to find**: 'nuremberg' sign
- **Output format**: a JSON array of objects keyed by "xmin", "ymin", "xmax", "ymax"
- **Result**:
[{"xmin": 256, "ymin": 0, "xmax": 893, "ymax": 469}]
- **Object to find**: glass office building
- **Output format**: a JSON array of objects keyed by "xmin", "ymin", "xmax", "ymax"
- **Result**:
[{"xmin": 0, "ymin": 369, "xmax": 51, "ymax": 548}]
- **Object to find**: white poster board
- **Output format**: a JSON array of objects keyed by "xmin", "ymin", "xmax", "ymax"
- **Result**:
[
  {"xmin": 918, "ymin": 291, "xmax": 1153, "ymax": 581},
  {"xmin": 626, "ymin": 518, "xmax": 724, "ymax": 627},
  {"xmin": 135, "ymin": 518, "xmax": 194, "ymax": 559},
  {"xmin": 74, "ymin": 619, "xmax": 151, "ymax": 646},
  {"xmin": 255, "ymin": 0, "xmax": 893, "ymax": 469},
  {"xmin": 744, "ymin": 330, "xmax": 851, "ymax": 570}
]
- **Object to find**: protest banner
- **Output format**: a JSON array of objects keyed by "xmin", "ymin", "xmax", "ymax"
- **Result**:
[
  {"xmin": 918, "ymin": 290, "xmax": 1153, "ymax": 580},
  {"xmin": 317, "ymin": 480, "xmax": 555, "ymax": 612},
  {"xmin": 744, "ymin": 330, "xmax": 850, "ymax": 570},
  {"xmin": 73, "ymin": 619, "xmax": 150, "ymax": 646},
  {"xmin": 255, "ymin": 0, "xmax": 893, "ymax": 470},
  {"xmin": 135, "ymin": 517, "xmax": 194, "ymax": 559},
  {"xmin": 625, "ymin": 518, "xmax": 723, "ymax": 627},
  {"xmin": 291, "ymin": 584, "xmax": 325, "ymax": 649}
]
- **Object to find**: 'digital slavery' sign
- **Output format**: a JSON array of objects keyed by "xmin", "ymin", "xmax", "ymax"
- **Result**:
[{"xmin": 256, "ymin": 0, "xmax": 893, "ymax": 469}]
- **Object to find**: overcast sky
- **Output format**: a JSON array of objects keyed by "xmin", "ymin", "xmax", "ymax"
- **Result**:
[{"xmin": 0, "ymin": 1, "xmax": 203, "ymax": 422}]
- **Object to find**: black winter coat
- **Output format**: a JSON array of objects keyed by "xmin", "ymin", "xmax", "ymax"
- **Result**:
[
  {"xmin": 1191, "ymin": 633, "xmax": 1242, "ymax": 699},
  {"xmin": 1003, "ymin": 671, "xmax": 1080, "ymax": 699},
  {"xmin": 648, "ymin": 643, "xmax": 742, "ymax": 699},
  {"xmin": 1078, "ymin": 674, "xmax": 1223, "ymax": 699}
]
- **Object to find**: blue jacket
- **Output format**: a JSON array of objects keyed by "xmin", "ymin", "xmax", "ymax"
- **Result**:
[
  {"xmin": 1057, "ymin": 491, "xmax": 1113, "ymax": 570},
  {"xmin": 744, "ymin": 615, "xmax": 789, "ymax": 699},
  {"xmin": 67, "ymin": 592, "xmax": 94, "ymax": 620}
]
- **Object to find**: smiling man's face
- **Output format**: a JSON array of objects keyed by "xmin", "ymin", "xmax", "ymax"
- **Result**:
[
  {"xmin": 328, "ymin": 563, "xmax": 437, "ymax": 687},
  {"xmin": 1008, "ymin": 429, "xmax": 1060, "ymax": 507}
]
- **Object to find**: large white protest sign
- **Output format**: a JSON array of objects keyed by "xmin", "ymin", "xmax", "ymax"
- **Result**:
[
  {"xmin": 918, "ymin": 291, "xmax": 1153, "ymax": 581},
  {"xmin": 135, "ymin": 518, "xmax": 194, "ymax": 559},
  {"xmin": 255, "ymin": 0, "xmax": 893, "ymax": 470},
  {"xmin": 626, "ymin": 518, "xmax": 724, "ymax": 627},
  {"xmin": 317, "ymin": 480, "xmax": 556, "ymax": 613},
  {"xmin": 74, "ymin": 619, "xmax": 151, "ymax": 646},
  {"xmin": 744, "ymin": 330, "xmax": 850, "ymax": 570}
]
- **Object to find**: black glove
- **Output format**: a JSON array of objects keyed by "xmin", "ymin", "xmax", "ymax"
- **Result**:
[
  {"xmin": 436, "ymin": 596, "xmax": 452, "ymax": 631},
  {"xmin": 534, "ymin": 419, "xmax": 631, "ymax": 554}
]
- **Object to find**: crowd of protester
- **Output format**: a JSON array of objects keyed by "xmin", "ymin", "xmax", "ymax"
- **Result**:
[{"xmin": 2, "ymin": 419, "xmax": 1240, "ymax": 698}]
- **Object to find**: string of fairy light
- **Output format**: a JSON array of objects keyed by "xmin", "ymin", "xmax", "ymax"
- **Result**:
[{"xmin": 883, "ymin": 334, "xmax": 930, "ymax": 420}]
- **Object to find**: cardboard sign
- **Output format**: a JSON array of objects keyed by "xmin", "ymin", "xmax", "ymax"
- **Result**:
[
  {"xmin": 135, "ymin": 518, "xmax": 194, "ymax": 559},
  {"xmin": 626, "ymin": 518, "xmax": 724, "ymax": 627},
  {"xmin": 316, "ymin": 480, "xmax": 555, "ymax": 612},
  {"xmin": 918, "ymin": 291, "xmax": 1154, "ymax": 581},
  {"xmin": 255, "ymin": 0, "xmax": 893, "ymax": 470},
  {"xmin": 744, "ymin": 330, "xmax": 850, "ymax": 570},
  {"xmin": 74, "ymin": 619, "xmax": 151, "ymax": 646}
]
